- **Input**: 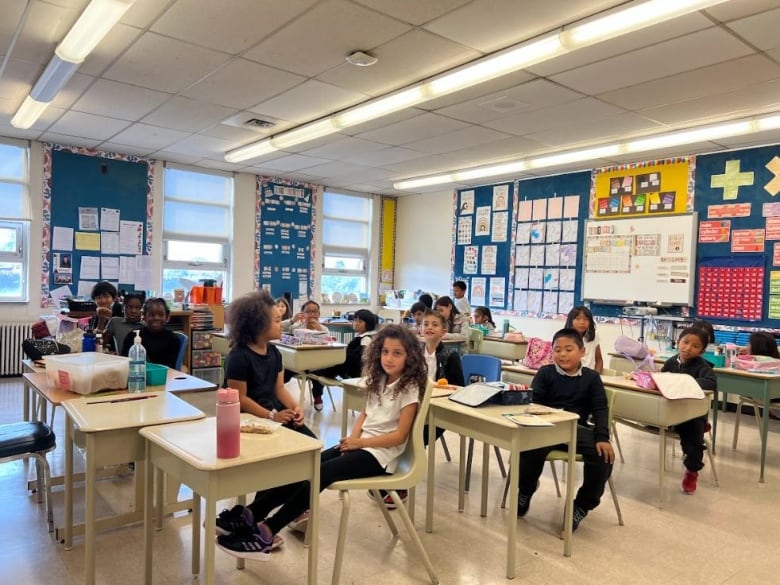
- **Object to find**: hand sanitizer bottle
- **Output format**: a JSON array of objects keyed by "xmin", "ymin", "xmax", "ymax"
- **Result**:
[{"xmin": 128, "ymin": 331, "xmax": 147, "ymax": 393}]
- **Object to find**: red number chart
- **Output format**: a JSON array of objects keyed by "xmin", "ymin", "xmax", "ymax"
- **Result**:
[{"xmin": 697, "ymin": 265, "xmax": 764, "ymax": 320}]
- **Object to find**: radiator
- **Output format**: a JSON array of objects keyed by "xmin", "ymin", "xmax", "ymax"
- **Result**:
[{"xmin": 0, "ymin": 323, "xmax": 32, "ymax": 376}]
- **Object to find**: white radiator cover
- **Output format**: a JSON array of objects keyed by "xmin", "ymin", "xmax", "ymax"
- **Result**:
[{"xmin": 0, "ymin": 323, "xmax": 32, "ymax": 376}]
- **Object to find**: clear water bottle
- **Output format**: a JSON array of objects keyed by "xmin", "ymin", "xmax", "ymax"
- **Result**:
[{"xmin": 128, "ymin": 331, "xmax": 147, "ymax": 393}]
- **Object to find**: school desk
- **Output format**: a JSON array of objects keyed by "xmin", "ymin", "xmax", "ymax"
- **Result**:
[
  {"xmin": 601, "ymin": 375, "xmax": 712, "ymax": 503},
  {"xmin": 425, "ymin": 399, "xmax": 578, "ymax": 579},
  {"xmin": 21, "ymin": 358, "xmax": 44, "ymax": 421},
  {"xmin": 476, "ymin": 337, "xmax": 527, "ymax": 363},
  {"xmin": 272, "ymin": 341, "xmax": 346, "ymax": 404},
  {"xmin": 606, "ymin": 352, "xmax": 668, "ymax": 374},
  {"xmin": 140, "ymin": 418, "xmax": 322, "ymax": 585},
  {"xmin": 712, "ymin": 367, "xmax": 780, "ymax": 482},
  {"xmin": 500, "ymin": 364, "xmax": 537, "ymax": 386},
  {"xmin": 61, "ymin": 392, "xmax": 204, "ymax": 585}
]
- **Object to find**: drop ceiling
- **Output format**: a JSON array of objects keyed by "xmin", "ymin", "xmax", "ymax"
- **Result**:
[{"xmin": 1, "ymin": 0, "xmax": 779, "ymax": 195}]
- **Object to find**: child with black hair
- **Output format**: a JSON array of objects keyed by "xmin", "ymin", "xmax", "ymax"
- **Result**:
[
  {"xmin": 119, "ymin": 297, "xmax": 180, "ymax": 368},
  {"xmin": 748, "ymin": 331, "xmax": 780, "ymax": 358},
  {"xmin": 286, "ymin": 300, "xmax": 330, "ymax": 409},
  {"xmin": 104, "ymin": 292, "xmax": 144, "ymax": 353},
  {"xmin": 565, "ymin": 306, "xmax": 603, "ymax": 373},
  {"xmin": 434, "ymin": 295, "xmax": 468, "ymax": 337},
  {"xmin": 661, "ymin": 327, "xmax": 717, "ymax": 494},
  {"xmin": 517, "ymin": 328, "xmax": 614, "ymax": 531},
  {"xmin": 472, "ymin": 306, "xmax": 496, "ymax": 334},
  {"xmin": 89, "ymin": 281, "xmax": 120, "ymax": 333}
]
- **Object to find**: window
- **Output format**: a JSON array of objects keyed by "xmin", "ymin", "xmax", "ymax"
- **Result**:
[
  {"xmin": 321, "ymin": 191, "xmax": 371, "ymax": 302},
  {"xmin": 0, "ymin": 140, "xmax": 29, "ymax": 302},
  {"xmin": 162, "ymin": 166, "xmax": 232, "ymax": 299}
]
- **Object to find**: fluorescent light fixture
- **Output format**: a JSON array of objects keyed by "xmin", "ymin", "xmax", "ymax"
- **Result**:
[
  {"xmin": 29, "ymin": 56, "xmax": 80, "ymax": 102},
  {"xmin": 10, "ymin": 96, "xmax": 48, "ymax": 129},
  {"xmin": 394, "ymin": 112, "xmax": 780, "ymax": 190},
  {"xmin": 56, "ymin": 0, "xmax": 136, "ymax": 62},
  {"xmin": 225, "ymin": 140, "xmax": 278, "ymax": 163},
  {"xmin": 335, "ymin": 88, "xmax": 427, "ymax": 128},
  {"xmin": 270, "ymin": 119, "xmax": 338, "ymax": 149},
  {"xmin": 561, "ymin": 0, "xmax": 728, "ymax": 49}
]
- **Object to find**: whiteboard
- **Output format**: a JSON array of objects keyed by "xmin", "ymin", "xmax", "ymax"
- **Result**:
[{"xmin": 581, "ymin": 213, "xmax": 697, "ymax": 305}]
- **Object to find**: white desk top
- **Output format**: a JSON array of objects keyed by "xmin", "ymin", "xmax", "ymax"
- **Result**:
[
  {"xmin": 272, "ymin": 341, "xmax": 347, "ymax": 351},
  {"xmin": 62, "ymin": 391, "xmax": 204, "ymax": 433},
  {"xmin": 713, "ymin": 367, "xmax": 780, "ymax": 380},
  {"xmin": 140, "ymin": 416, "xmax": 322, "ymax": 471},
  {"xmin": 431, "ymin": 399, "xmax": 578, "ymax": 427}
]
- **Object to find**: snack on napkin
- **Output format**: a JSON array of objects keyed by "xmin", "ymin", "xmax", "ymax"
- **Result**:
[{"xmin": 239, "ymin": 419, "xmax": 281, "ymax": 434}]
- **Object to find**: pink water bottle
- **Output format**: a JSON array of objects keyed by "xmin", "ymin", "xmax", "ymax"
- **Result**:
[{"xmin": 216, "ymin": 388, "xmax": 240, "ymax": 458}]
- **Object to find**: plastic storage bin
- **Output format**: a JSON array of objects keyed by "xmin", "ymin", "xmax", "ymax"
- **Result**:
[
  {"xmin": 146, "ymin": 363, "xmax": 169, "ymax": 386},
  {"xmin": 43, "ymin": 353, "xmax": 130, "ymax": 395}
]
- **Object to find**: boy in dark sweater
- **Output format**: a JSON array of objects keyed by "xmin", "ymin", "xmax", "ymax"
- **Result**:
[{"xmin": 517, "ymin": 328, "xmax": 615, "ymax": 531}]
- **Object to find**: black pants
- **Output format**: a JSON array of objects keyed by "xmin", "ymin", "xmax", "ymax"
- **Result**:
[
  {"xmin": 246, "ymin": 422, "xmax": 317, "ymax": 521},
  {"xmin": 518, "ymin": 425, "xmax": 612, "ymax": 512},
  {"xmin": 422, "ymin": 424, "xmax": 444, "ymax": 447},
  {"xmin": 264, "ymin": 446, "xmax": 386, "ymax": 534},
  {"xmin": 674, "ymin": 415, "xmax": 706, "ymax": 472},
  {"xmin": 309, "ymin": 364, "xmax": 343, "ymax": 400}
]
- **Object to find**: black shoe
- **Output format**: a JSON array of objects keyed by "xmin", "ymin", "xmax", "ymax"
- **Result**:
[
  {"xmin": 572, "ymin": 506, "xmax": 588, "ymax": 531},
  {"xmin": 214, "ymin": 505, "xmax": 252, "ymax": 536},
  {"xmin": 517, "ymin": 493, "xmax": 531, "ymax": 517}
]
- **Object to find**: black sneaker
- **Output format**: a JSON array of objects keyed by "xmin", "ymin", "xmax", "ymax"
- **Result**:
[
  {"xmin": 216, "ymin": 523, "xmax": 275, "ymax": 561},
  {"xmin": 572, "ymin": 506, "xmax": 588, "ymax": 531},
  {"xmin": 215, "ymin": 505, "xmax": 252, "ymax": 537},
  {"xmin": 517, "ymin": 493, "xmax": 531, "ymax": 517}
]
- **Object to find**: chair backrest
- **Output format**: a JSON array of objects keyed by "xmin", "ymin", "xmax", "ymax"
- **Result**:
[
  {"xmin": 461, "ymin": 354, "xmax": 502, "ymax": 384},
  {"xmin": 605, "ymin": 385, "xmax": 617, "ymax": 427},
  {"xmin": 393, "ymin": 379, "xmax": 434, "ymax": 483},
  {"xmin": 467, "ymin": 327, "xmax": 484, "ymax": 353},
  {"xmin": 174, "ymin": 331, "xmax": 188, "ymax": 370},
  {"xmin": 602, "ymin": 367, "xmax": 618, "ymax": 376}
]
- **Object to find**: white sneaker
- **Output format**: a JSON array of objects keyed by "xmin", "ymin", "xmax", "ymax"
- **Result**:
[{"xmin": 288, "ymin": 510, "xmax": 310, "ymax": 533}]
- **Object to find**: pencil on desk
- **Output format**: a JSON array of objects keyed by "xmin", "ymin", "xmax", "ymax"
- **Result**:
[{"xmin": 86, "ymin": 394, "xmax": 158, "ymax": 405}]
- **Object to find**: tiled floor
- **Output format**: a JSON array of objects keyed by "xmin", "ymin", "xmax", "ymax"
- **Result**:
[{"xmin": 2, "ymin": 377, "xmax": 780, "ymax": 585}]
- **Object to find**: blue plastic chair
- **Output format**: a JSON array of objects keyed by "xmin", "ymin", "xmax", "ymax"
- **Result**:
[
  {"xmin": 460, "ymin": 355, "xmax": 507, "ymax": 491},
  {"xmin": 174, "ymin": 331, "xmax": 188, "ymax": 371}
]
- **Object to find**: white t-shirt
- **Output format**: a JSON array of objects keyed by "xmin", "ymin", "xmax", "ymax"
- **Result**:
[
  {"xmin": 454, "ymin": 296, "xmax": 471, "ymax": 317},
  {"xmin": 361, "ymin": 378, "xmax": 420, "ymax": 473},
  {"xmin": 424, "ymin": 347, "xmax": 437, "ymax": 381},
  {"xmin": 582, "ymin": 335, "xmax": 600, "ymax": 370}
]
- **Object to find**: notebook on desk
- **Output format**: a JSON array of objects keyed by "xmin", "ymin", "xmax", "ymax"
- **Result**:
[{"xmin": 448, "ymin": 383, "xmax": 503, "ymax": 407}]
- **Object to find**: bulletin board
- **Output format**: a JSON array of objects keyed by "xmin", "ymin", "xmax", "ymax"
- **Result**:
[
  {"xmin": 591, "ymin": 157, "xmax": 693, "ymax": 218},
  {"xmin": 256, "ymin": 177, "xmax": 320, "ymax": 299},
  {"xmin": 694, "ymin": 144, "xmax": 780, "ymax": 324},
  {"xmin": 582, "ymin": 213, "xmax": 697, "ymax": 305},
  {"xmin": 512, "ymin": 172, "xmax": 590, "ymax": 316},
  {"xmin": 452, "ymin": 182, "xmax": 514, "ymax": 309},
  {"xmin": 42, "ymin": 144, "xmax": 153, "ymax": 307}
]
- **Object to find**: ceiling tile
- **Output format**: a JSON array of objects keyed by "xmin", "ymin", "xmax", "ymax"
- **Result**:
[
  {"xmin": 72, "ymin": 79, "xmax": 171, "ymax": 121},
  {"xmin": 343, "ymin": 146, "xmax": 423, "ymax": 166},
  {"xmin": 381, "ymin": 153, "xmax": 464, "ymax": 176},
  {"xmin": 481, "ymin": 98, "xmax": 624, "ymax": 137},
  {"xmin": 0, "ymin": 59, "xmax": 41, "ymax": 103},
  {"xmin": 0, "ymin": 123, "xmax": 42, "ymax": 141},
  {"xmin": 47, "ymin": 111, "xmax": 131, "ymax": 141},
  {"xmin": 727, "ymin": 6, "xmax": 780, "ymax": 51},
  {"xmin": 198, "ymin": 124, "xmax": 271, "ymax": 143},
  {"xmin": 355, "ymin": 113, "xmax": 469, "ymax": 146},
  {"xmin": 152, "ymin": 150, "xmax": 203, "ymax": 165},
  {"xmin": 714, "ymin": 127, "xmax": 780, "ymax": 149},
  {"xmin": 317, "ymin": 29, "xmax": 479, "ymax": 97},
  {"xmin": 152, "ymin": 0, "xmax": 317, "ymax": 54},
  {"xmin": 403, "ymin": 125, "xmax": 512, "ymax": 155},
  {"xmin": 525, "ymin": 112, "xmax": 663, "ymax": 148},
  {"xmin": 0, "ymin": 1, "xmax": 30, "ymax": 56},
  {"xmin": 249, "ymin": 80, "xmax": 366, "ymax": 124},
  {"xmin": 419, "ymin": 69, "xmax": 536, "ymax": 111},
  {"xmin": 338, "ymin": 107, "xmax": 423, "ymax": 136},
  {"xmin": 109, "ymin": 123, "xmax": 191, "ymax": 150},
  {"xmin": 442, "ymin": 135, "xmax": 547, "ymax": 164},
  {"xmin": 705, "ymin": 0, "xmax": 780, "ymax": 22},
  {"xmin": 300, "ymin": 137, "xmax": 388, "ymax": 160},
  {"xmin": 598, "ymin": 55, "xmax": 780, "ymax": 112},
  {"xmin": 120, "ymin": 0, "xmax": 171, "ymax": 28},
  {"xmin": 302, "ymin": 161, "xmax": 394, "ymax": 182},
  {"xmin": 165, "ymin": 134, "xmax": 236, "ymax": 158},
  {"xmin": 37, "ymin": 132, "xmax": 102, "ymax": 149},
  {"xmin": 104, "ymin": 32, "xmax": 230, "ymax": 93},
  {"xmin": 243, "ymin": 0, "xmax": 411, "ymax": 77},
  {"xmin": 353, "ymin": 0, "xmax": 471, "ymax": 25},
  {"xmin": 99, "ymin": 142, "xmax": 156, "ymax": 157},
  {"xmin": 11, "ymin": 1, "xmax": 80, "ymax": 64},
  {"xmin": 434, "ymin": 79, "xmax": 583, "ymax": 124},
  {"xmin": 79, "ymin": 23, "xmax": 143, "ymax": 77},
  {"xmin": 49, "ymin": 72, "xmax": 95, "ymax": 109},
  {"xmin": 183, "ymin": 59, "xmax": 306, "ymax": 110},
  {"xmin": 424, "ymin": 0, "xmax": 623, "ymax": 52},
  {"xmin": 142, "ymin": 97, "xmax": 238, "ymax": 133},
  {"xmin": 191, "ymin": 159, "xmax": 246, "ymax": 172},
  {"xmin": 550, "ymin": 28, "xmax": 754, "ymax": 95},
  {"xmin": 259, "ymin": 154, "xmax": 335, "ymax": 172}
]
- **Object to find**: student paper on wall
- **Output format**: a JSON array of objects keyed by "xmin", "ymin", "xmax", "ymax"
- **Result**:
[
  {"xmin": 561, "ymin": 221, "xmax": 578, "ymax": 243},
  {"xmin": 559, "ymin": 244, "xmax": 577, "ymax": 267},
  {"xmin": 78, "ymin": 207, "xmax": 98, "ymax": 231},
  {"xmin": 100, "ymin": 208, "xmax": 120, "ymax": 231},
  {"xmin": 471, "ymin": 277, "xmax": 486, "ymax": 306},
  {"xmin": 559, "ymin": 292, "xmax": 575, "ymax": 313},
  {"xmin": 532, "ymin": 199, "xmax": 547, "ymax": 220},
  {"xmin": 559, "ymin": 269, "xmax": 576, "ymax": 291},
  {"xmin": 492, "ymin": 211, "xmax": 508, "ymax": 242},
  {"xmin": 516, "ymin": 223, "xmax": 532, "ymax": 244},
  {"xmin": 134, "ymin": 255, "xmax": 152, "ymax": 291},
  {"xmin": 546, "ymin": 221, "xmax": 562, "ymax": 243},
  {"xmin": 530, "ymin": 222, "xmax": 546, "ymax": 244},
  {"xmin": 52, "ymin": 226, "xmax": 74, "ymax": 251},
  {"xmin": 101, "ymin": 232, "xmax": 120, "ymax": 255},
  {"xmin": 75, "ymin": 232, "xmax": 100, "ymax": 251},
  {"xmin": 457, "ymin": 217, "xmax": 472, "ymax": 244},
  {"xmin": 517, "ymin": 200, "xmax": 533, "ymax": 222},
  {"xmin": 545, "ymin": 244, "xmax": 560, "ymax": 266},
  {"xmin": 78, "ymin": 280, "xmax": 96, "ymax": 297},
  {"xmin": 543, "ymin": 291, "xmax": 558, "ymax": 314},
  {"xmin": 543, "ymin": 268, "xmax": 559, "ymax": 289},
  {"xmin": 489, "ymin": 278, "xmax": 506, "ymax": 306},
  {"xmin": 527, "ymin": 290, "xmax": 543, "ymax": 314},
  {"xmin": 475, "ymin": 206, "xmax": 491, "ymax": 236},
  {"xmin": 493, "ymin": 185, "xmax": 509, "ymax": 211},
  {"xmin": 547, "ymin": 197, "xmax": 563, "ymax": 219},
  {"xmin": 514, "ymin": 290, "xmax": 528, "ymax": 311},
  {"xmin": 101, "ymin": 257, "xmax": 119, "ymax": 281},
  {"xmin": 120, "ymin": 220, "xmax": 143, "ymax": 255},
  {"xmin": 563, "ymin": 195, "xmax": 580, "ymax": 218},
  {"xmin": 80, "ymin": 256, "xmax": 100, "ymax": 280},
  {"xmin": 515, "ymin": 268, "xmax": 529, "ymax": 289},
  {"xmin": 119, "ymin": 256, "xmax": 135, "ymax": 284},
  {"xmin": 529, "ymin": 245, "xmax": 545, "ymax": 265},
  {"xmin": 460, "ymin": 191, "xmax": 474, "ymax": 214},
  {"xmin": 482, "ymin": 246, "xmax": 497, "ymax": 274},
  {"xmin": 529, "ymin": 268, "xmax": 544, "ymax": 289},
  {"xmin": 515, "ymin": 245, "xmax": 531, "ymax": 266},
  {"xmin": 463, "ymin": 246, "xmax": 479, "ymax": 274}
]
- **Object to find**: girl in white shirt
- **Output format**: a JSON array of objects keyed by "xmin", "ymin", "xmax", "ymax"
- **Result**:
[
  {"xmin": 565, "ymin": 306, "xmax": 603, "ymax": 373},
  {"xmin": 217, "ymin": 325, "xmax": 427, "ymax": 560}
]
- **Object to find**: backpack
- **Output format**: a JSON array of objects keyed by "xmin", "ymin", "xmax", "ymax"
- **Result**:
[
  {"xmin": 522, "ymin": 337, "xmax": 553, "ymax": 369},
  {"xmin": 614, "ymin": 335, "xmax": 649, "ymax": 359}
]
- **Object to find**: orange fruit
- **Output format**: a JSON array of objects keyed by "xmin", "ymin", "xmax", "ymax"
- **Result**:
[{"xmin": 436, "ymin": 378, "xmax": 448, "ymax": 386}]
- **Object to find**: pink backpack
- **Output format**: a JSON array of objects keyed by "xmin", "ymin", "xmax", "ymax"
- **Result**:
[
  {"xmin": 522, "ymin": 337, "xmax": 554, "ymax": 369},
  {"xmin": 614, "ymin": 335, "xmax": 656, "ymax": 372}
]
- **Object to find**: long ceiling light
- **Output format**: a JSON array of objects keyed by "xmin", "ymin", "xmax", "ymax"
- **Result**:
[
  {"xmin": 225, "ymin": 0, "xmax": 728, "ymax": 163},
  {"xmin": 11, "ymin": 0, "xmax": 135, "ymax": 129},
  {"xmin": 393, "ymin": 112, "xmax": 779, "ymax": 190}
]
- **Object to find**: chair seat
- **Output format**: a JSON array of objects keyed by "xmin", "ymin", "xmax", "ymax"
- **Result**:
[{"xmin": 0, "ymin": 422, "xmax": 55, "ymax": 458}]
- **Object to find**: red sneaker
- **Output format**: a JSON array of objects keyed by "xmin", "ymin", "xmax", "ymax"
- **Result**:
[{"xmin": 682, "ymin": 470, "xmax": 698, "ymax": 494}]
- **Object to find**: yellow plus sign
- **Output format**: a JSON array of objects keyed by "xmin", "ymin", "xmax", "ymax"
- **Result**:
[
  {"xmin": 765, "ymin": 156, "xmax": 780, "ymax": 196},
  {"xmin": 710, "ymin": 160, "xmax": 754, "ymax": 200}
]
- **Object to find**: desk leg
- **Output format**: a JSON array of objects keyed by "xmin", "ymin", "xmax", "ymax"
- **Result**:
[
  {"xmin": 658, "ymin": 429, "xmax": 666, "ymax": 508},
  {"xmin": 204, "ymin": 493, "xmax": 215, "ymax": 585},
  {"xmin": 307, "ymin": 450, "xmax": 320, "ymax": 585},
  {"xmin": 480, "ymin": 443, "xmax": 489, "ymax": 518},
  {"xmin": 458, "ymin": 436, "xmax": 467, "ymax": 512},
  {"xmin": 563, "ymin": 420, "xmax": 576, "ymax": 558},
  {"xmin": 341, "ymin": 393, "xmax": 349, "ymax": 438},
  {"xmin": 506, "ymin": 440, "xmax": 519, "ymax": 579},
  {"xmin": 297, "ymin": 374, "xmax": 308, "ymax": 408},
  {"xmin": 192, "ymin": 493, "xmax": 201, "ymax": 576},
  {"xmin": 64, "ymin": 415, "xmax": 73, "ymax": 549},
  {"xmin": 425, "ymin": 417, "xmax": 436, "ymax": 533},
  {"xmin": 85, "ymin": 434, "xmax": 97, "ymax": 585},
  {"xmin": 711, "ymin": 389, "xmax": 719, "ymax": 455},
  {"xmin": 760, "ymin": 388, "xmax": 770, "ymax": 483},
  {"xmin": 143, "ymin": 445, "xmax": 154, "ymax": 585},
  {"xmin": 22, "ymin": 379, "xmax": 30, "ymax": 421}
]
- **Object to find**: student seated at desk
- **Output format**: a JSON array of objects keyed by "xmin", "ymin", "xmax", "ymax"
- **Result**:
[
  {"xmin": 659, "ymin": 327, "xmax": 717, "ymax": 495},
  {"xmin": 565, "ymin": 306, "xmax": 603, "ymax": 373},
  {"xmin": 104, "ymin": 292, "xmax": 143, "ymax": 353},
  {"xmin": 517, "ymin": 328, "xmax": 615, "ymax": 532},
  {"xmin": 308, "ymin": 309, "xmax": 378, "ymax": 410},
  {"xmin": 283, "ymin": 300, "xmax": 331, "ymax": 410},
  {"xmin": 275, "ymin": 297, "xmax": 293, "ymax": 333},
  {"xmin": 217, "ymin": 325, "xmax": 426, "ymax": 560},
  {"xmin": 119, "ymin": 298, "xmax": 179, "ymax": 369},
  {"xmin": 472, "ymin": 306, "xmax": 496, "ymax": 334},
  {"xmin": 434, "ymin": 296, "xmax": 468, "ymax": 338},
  {"xmin": 214, "ymin": 290, "xmax": 315, "ymax": 548},
  {"xmin": 88, "ymin": 281, "xmax": 122, "ymax": 333}
]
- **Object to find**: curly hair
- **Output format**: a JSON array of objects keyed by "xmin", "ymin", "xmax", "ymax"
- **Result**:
[
  {"xmin": 364, "ymin": 325, "xmax": 427, "ymax": 403},
  {"xmin": 227, "ymin": 290, "xmax": 276, "ymax": 347}
]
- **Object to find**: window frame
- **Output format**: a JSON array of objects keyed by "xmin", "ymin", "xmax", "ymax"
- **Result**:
[{"xmin": 0, "ymin": 138, "xmax": 29, "ymax": 303}]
